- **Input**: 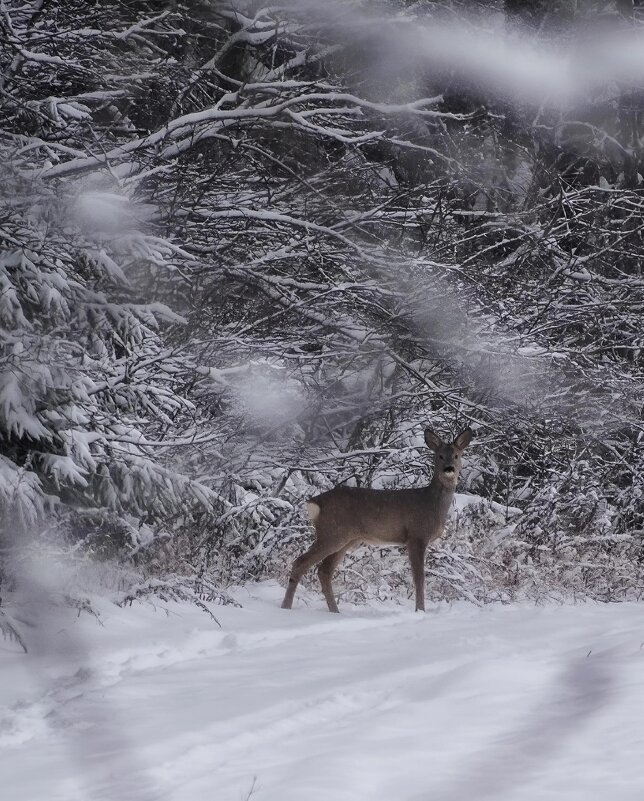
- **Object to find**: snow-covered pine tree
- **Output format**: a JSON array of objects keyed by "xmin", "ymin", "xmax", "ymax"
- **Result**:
[{"xmin": 0, "ymin": 1, "xmax": 213, "ymax": 565}]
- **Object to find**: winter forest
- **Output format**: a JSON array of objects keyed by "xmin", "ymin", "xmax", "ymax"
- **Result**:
[
  {"xmin": 1, "ymin": 1, "xmax": 644, "ymax": 799},
  {"xmin": 2, "ymin": 0, "xmax": 643, "ymax": 608}
]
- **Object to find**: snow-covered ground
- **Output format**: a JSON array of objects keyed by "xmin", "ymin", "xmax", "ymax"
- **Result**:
[{"xmin": 1, "ymin": 581, "xmax": 643, "ymax": 801}]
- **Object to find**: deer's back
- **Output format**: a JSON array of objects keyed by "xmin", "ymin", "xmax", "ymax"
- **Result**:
[{"xmin": 307, "ymin": 485, "xmax": 443, "ymax": 545}]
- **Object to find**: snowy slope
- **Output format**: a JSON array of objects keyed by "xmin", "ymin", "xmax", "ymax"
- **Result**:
[{"xmin": 1, "ymin": 582, "xmax": 643, "ymax": 801}]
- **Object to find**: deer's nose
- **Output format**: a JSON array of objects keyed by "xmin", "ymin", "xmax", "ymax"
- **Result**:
[{"xmin": 444, "ymin": 466, "xmax": 455, "ymax": 474}]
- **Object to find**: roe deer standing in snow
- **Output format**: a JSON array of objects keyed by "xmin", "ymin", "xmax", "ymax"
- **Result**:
[{"xmin": 281, "ymin": 426, "xmax": 473, "ymax": 613}]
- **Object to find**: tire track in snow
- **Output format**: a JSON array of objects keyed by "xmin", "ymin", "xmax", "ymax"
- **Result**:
[
  {"xmin": 0, "ymin": 606, "xmax": 425, "ymax": 751},
  {"xmin": 149, "ymin": 604, "xmax": 637, "ymax": 801},
  {"xmin": 148, "ymin": 644, "xmax": 482, "ymax": 795},
  {"xmin": 4, "ymin": 593, "xmax": 643, "ymax": 801}
]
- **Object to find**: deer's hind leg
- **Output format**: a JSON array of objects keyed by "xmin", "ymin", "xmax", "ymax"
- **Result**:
[
  {"xmin": 281, "ymin": 540, "xmax": 341, "ymax": 610},
  {"xmin": 317, "ymin": 542, "xmax": 355, "ymax": 613}
]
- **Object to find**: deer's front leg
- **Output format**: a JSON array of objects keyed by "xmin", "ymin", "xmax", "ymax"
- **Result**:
[{"xmin": 407, "ymin": 538, "xmax": 427, "ymax": 612}]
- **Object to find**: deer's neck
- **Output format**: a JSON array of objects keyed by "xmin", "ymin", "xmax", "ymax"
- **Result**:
[{"xmin": 425, "ymin": 475, "xmax": 456, "ymax": 527}]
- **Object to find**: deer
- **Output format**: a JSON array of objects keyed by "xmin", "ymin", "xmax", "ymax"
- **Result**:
[{"xmin": 281, "ymin": 426, "xmax": 473, "ymax": 613}]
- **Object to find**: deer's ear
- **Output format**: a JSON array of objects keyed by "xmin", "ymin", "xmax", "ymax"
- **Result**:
[
  {"xmin": 424, "ymin": 428, "xmax": 443, "ymax": 451},
  {"xmin": 454, "ymin": 427, "xmax": 473, "ymax": 450}
]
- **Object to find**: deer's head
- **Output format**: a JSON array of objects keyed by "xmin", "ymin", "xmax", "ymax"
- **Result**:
[{"xmin": 424, "ymin": 427, "xmax": 473, "ymax": 489}]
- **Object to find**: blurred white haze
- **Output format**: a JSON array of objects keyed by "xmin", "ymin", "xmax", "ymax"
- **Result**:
[
  {"xmin": 72, "ymin": 188, "xmax": 153, "ymax": 236},
  {"xmin": 289, "ymin": 0, "xmax": 644, "ymax": 109}
]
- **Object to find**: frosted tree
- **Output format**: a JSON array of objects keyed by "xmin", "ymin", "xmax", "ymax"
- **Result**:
[{"xmin": 0, "ymin": 2, "xmax": 214, "ymax": 563}]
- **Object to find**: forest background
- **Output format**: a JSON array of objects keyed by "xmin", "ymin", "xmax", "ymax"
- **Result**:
[{"xmin": 1, "ymin": 0, "xmax": 643, "ymax": 626}]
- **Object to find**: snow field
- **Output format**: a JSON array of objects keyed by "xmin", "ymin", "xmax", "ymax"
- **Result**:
[{"xmin": 1, "ymin": 581, "xmax": 643, "ymax": 801}]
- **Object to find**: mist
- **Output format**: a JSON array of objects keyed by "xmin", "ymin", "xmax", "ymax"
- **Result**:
[{"xmin": 286, "ymin": 0, "xmax": 644, "ymax": 111}]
